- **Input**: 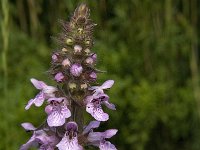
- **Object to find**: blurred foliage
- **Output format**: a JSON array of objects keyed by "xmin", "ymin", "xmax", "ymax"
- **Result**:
[{"xmin": 0, "ymin": 0, "xmax": 200, "ymax": 150}]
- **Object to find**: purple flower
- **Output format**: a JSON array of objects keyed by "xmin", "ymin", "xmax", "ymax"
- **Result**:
[
  {"xmin": 85, "ymin": 93, "xmax": 116, "ymax": 121},
  {"xmin": 56, "ymin": 122, "xmax": 83, "ymax": 150},
  {"xmin": 70, "ymin": 63, "xmax": 83, "ymax": 77},
  {"xmin": 45, "ymin": 97, "xmax": 71, "ymax": 127},
  {"xmin": 25, "ymin": 78, "xmax": 57, "ymax": 110},
  {"xmin": 55, "ymin": 72, "xmax": 64, "ymax": 82},
  {"xmin": 20, "ymin": 123, "xmax": 59, "ymax": 150},
  {"xmin": 87, "ymin": 129, "xmax": 118, "ymax": 150},
  {"xmin": 89, "ymin": 80, "xmax": 114, "ymax": 95}
]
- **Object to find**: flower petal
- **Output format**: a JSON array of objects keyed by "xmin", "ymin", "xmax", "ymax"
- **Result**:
[
  {"xmin": 101, "ymin": 80, "xmax": 114, "ymax": 89},
  {"xmin": 21, "ymin": 123, "xmax": 36, "ymax": 131},
  {"xmin": 87, "ymin": 129, "xmax": 118, "ymax": 143},
  {"xmin": 25, "ymin": 99, "xmax": 34, "ymax": 110},
  {"xmin": 103, "ymin": 101, "xmax": 116, "ymax": 110},
  {"xmin": 56, "ymin": 136, "xmax": 83, "ymax": 150},
  {"xmin": 47, "ymin": 105, "xmax": 71, "ymax": 127},
  {"xmin": 97, "ymin": 93, "xmax": 109, "ymax": 101},
  {"xmin": 31, "ymin": 78, "xmax": 47, "ymax": 90},
  {"xmin": 39, "ymin": 144, "xmax": 54, "ymax": 150},
  {"xmin": 45, "ymin": 105, "xmax": 53, "ymax": 115},
  {"xmin": 85, "ymin": 96, "xmax": 93, "ymax": 104},
  {"xmin": 88, "ymin": 86, "xmax": 99, "ymax": 91},
  {"xmin": 86, "ymin": 103, "xmax": 109, "ymax": 121},
  {"xmin": 99, "ymin": 141, "xmax": 117, "ymax": 150},
  {"xmin": 43, "ymin": 86, "xmax": 57, "ymax": 97},
  {"xmin": 34, "ymin": 92, "xmax": 46, "ymax": 107},
  {"xmin": 87, "ymin": 132, "xmax": 103, "ymax": 143},
  {"xmin": 20, "ymin": 137, "xmax": 38, "ymax": 150},
  {"xmin": 103, "ymin": 129, "xmax": 118, "ymax": 139},
  {"xmin": 83, "ymin": 121, "xmax": 100, "ymax": 135},
  {"xmin": 25, "ymin": 92, "xmax": 45, "ymax": 110}
]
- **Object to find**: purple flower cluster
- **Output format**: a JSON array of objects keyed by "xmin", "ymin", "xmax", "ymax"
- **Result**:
[{"xmin": 21, "ymin": 3, "xmax": 117, "ymax": 150}]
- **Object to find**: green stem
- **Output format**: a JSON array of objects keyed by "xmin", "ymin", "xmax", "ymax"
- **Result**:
[
  {"xmin": 72, "ymin": 100, "xmax": 84, "ymax": 132},
  {"xmin": 1, "ymin": 0, "xmax": 9, "ymax": 96}
]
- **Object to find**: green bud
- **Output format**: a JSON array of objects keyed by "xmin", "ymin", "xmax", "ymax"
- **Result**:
[
  {"xmin": 78, "ymin": 28, "xmax": 84, "ymax": 34},
  {"xmin": 65, "ymin": 38, "xmax": 73, "ymax": 45},
  {"xmin": 62, "ymin": 47, "xmax": 68, "ymax": 52},
  {"xmin": 84, "ymin": 48, "xmax": 90, "ymax": 55},
  {"xmin": 68, "ymin": 82, "xmax": 77, "ymax": 90},
  {"xmin": 85, "ymin": 40, "xmax": 90, "ymax": 46}
]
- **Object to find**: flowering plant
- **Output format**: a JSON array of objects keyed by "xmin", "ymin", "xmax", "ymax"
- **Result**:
[{"xmin": 21, "ymin": 3, "xmax": 117, "ymax": 150}]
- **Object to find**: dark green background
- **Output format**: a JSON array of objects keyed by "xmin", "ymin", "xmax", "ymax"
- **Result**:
[{"xmin": 1, "ymin": 0, "xmax": 200, "ymax": 149}]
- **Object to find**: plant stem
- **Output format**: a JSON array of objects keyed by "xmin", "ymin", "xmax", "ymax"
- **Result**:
[
  {"xmin": 72, "ymin": 101, "xmax": 84, "ymax": 132},
  {"xmin": 1, "ymin": 0, "xmax": 9, "ymax": 96}
]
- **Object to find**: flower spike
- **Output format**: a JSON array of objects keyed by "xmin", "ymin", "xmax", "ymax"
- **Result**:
[{"xmin": 21, "ymin": 3, "xmax": 117, "ymax": 150}]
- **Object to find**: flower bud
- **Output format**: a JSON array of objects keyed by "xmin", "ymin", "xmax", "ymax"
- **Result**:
[
  {"xmin": 84, "ymin": 48, "xmax": 90, "ymax": 55},
  {"xmin": 91, "ymin": 53, "xmax": 97, "ymax": 62},
  {"xmin": 55, "ymin": 72, "xmax": 64, "ymax": 82},
  {"xmin": 68, "ymin": 82, "xmax": 77, "ymax": 90},
  {"xmin": 52, "ymin": 53, "xmax": 58, "ymax": 62},
  {"xmin": 80, "ymin": 83, "xmax": 88, "ymax": 90},
  {"xmin": 62, "ymin": 58, "xmax": 71, "ymax": 67},
  {"xmin": 85, "ymin": 40, "xmax": 91, "ymax": 46},
  {"xmin": 85, "ymin": 57, "xmax": 94, "ymax": 65},
  {"xmin": 89, "ymin": 72, "xmax": 97, "ymax": 80},
  {"xmin": 74, "ymin": 45, "xmax": 82, "ymax": 54},
  {"xmin": 64, "ymin": 121, "xmax": 78, "ymax": 132},
  {"xmin": 62, "ymin": 47, "xmax": 68, "ymax": 52},
  {"xmin": 65, "ymin": 38, "xmax": 73, "ymax": 45},
  {"xmin": 77, "ymin": 28, "xmax": 84, "ymax": 34},
  {"xmin": 70, "ymin": 64, "xmax": 83, "ymax": 77}
]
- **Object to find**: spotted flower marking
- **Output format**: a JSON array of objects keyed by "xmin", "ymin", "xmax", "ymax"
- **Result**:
[
  {"xmin": 85, "ymin": 93, "xmax": 116, "ymax": 121},
  {"xmin": 45, "ymin": 97, "xmax": 71, "ymax": 127},
  {"xmin": 56, "ymin": 122, "xmax": 83, "ymax": 150}
]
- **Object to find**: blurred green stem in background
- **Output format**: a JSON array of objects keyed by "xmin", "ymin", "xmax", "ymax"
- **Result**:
[
  {"xmin": 1, "ymin": 0, "xmax": 9, "ymax": 96},
  {"xmin": 190, "ymin": 0, "xmax": 200, "ymax": 119}
]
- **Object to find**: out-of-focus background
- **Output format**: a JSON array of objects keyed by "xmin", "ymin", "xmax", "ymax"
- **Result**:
[{"xmin": 0, "ymin": 0, "xmax": 200, "ymax": 149}]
